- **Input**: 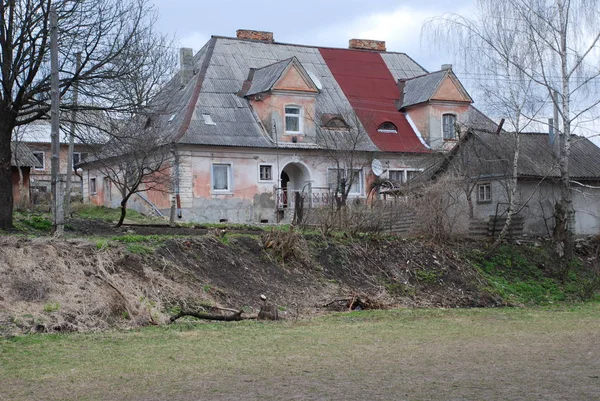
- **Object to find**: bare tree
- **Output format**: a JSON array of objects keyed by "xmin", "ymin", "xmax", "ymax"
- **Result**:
[
  {"xmin": 85, "ymin": 116, "xmax": 173, "ymax": 227},
  {"xmin": 425, "ymin": 0, "xmax": 600, "ymax": 259},
  {"xmin": 0, "ymin": 0, "xmax": 172, "ymax": 229},
  {"xmin": 314, "ymin": 109, "xmax": 374, "ymax": 211}
]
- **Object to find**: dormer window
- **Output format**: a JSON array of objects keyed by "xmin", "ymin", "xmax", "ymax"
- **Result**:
[
  {"xmin": 285, "ymin": 106, "xmax": 302, "ymax": 134},
  {"xmin": 443, "ymin": 114, "xmax": 457, "ymax": 140},
  {"xmin": 377, "ymin": 122, "xmax": 398, "ymax": 133},
  {"xmin": 321, "ymin": 114, "xmax": 349, "ymax": 129}
]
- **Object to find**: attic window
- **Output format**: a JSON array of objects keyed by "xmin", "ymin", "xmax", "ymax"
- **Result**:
[
  {"xmin": 324, "ymin": 116, "xmax": 349, "ymax": 129},
  {"xmin": 202, "ymin": 114, "xmax": 216, "ymax": 126},
  {"xmin": 377, "ymin": 122, "xmax": 398, "ymax": 133}
]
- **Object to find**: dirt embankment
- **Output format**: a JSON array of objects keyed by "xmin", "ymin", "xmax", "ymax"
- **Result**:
[{"xmin": 0, "ymin": 233, "xmax": 498, "ymax": 335}]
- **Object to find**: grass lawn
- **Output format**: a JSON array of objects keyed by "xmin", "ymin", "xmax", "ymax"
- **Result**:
[{"xmin": 2, "ymin": 305, "xmax": 599, "ymax": 401}]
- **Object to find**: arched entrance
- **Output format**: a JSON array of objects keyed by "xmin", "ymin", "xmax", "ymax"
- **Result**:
[{"xmin": 278, "ymin": 162, "xmax": 311, "ymax": 209}]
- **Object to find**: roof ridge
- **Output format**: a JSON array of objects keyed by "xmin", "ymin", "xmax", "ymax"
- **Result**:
[
  {"xmin": 210, "ymin": 35, "xmax": 415, "ymax": 56},
  {"xmin": 173, "ymin": 37, "xmax": 217, "ymax": 143}
]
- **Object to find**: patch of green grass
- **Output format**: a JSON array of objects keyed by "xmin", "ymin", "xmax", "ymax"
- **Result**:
[
  {"xmin": 14, "ymin": 214, "xmax": 52, "ymax": 231},
  {"xmin": 415, "ymin": 269, "xmax": 442, "ymax": 284},
  {"xmin": 71, "ymin": 204, "xmax": 161, "ymax": 224},
  {"xmin": 95, "ymin": 239, "xmax": 109, "ymax": 250},
  {"xmin": 43, "ymin": 302, "xmax": 60, "ymax": 313},
  {"xmin": 467, "ymin": 245, "xmax": 592, "ymax": 305},
  {"xmin": 126, "ymin": 244, "xmax": 154, "ymax": 255},
  {"xmin": 1, "ymin": 305, "xmax": 599, "ymax": 401}
]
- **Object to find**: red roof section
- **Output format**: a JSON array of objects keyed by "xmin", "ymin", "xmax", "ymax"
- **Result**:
[{"xmin": 318, "ymin": 48, "xmax": 429, "ymax": 153}]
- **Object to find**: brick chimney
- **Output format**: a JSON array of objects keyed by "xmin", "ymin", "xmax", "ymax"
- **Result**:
[
  {"xmin": 236, "ymin": 29, "xmax": 274, "ymax": 42},
  {"xmin": 349, "ymin": 39, "xmax": 386, "ymax": 51},
  {"xmin": 179, "ymin": 47, "xmax": 194, "ymax": 87}
]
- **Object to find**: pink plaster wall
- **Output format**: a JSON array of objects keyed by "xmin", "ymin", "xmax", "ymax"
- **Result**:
[
  {"xmin": 273, "ymin": 67, "xmax": 318, "ymax": 93},
  {"xmin": 406, "ymin": 105, "xmax": 430, "ymax": 141},
  {"xmin": 431, "ymin": 77, "xmax": 468, "ymax": 102}
]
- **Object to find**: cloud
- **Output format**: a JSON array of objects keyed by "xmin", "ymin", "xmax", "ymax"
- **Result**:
[
  {"xmin": 177, "ymin": 31, "xmax": 211, "ymax": 53},
  {"xmin": 305, "ymin": 3, "xmax": 474, "ymax": 71}
]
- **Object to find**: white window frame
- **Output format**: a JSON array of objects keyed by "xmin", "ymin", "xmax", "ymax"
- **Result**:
[
  {"xmin": 211, "ymin": 163, "xmax": 232, "ymax": 193},
  {"xmin": 387, "ymin": 168, "xmax": 423, "ymax": 184},
  {"xmin": 387, "ymin": 169, "xmax": 405, "ymax": 183},
  {"xmin": 90, "ymin": 177, "xmax": 97, "ymax": 195},
  {"xmin": 32, "ymin": 151, "xmax": 45, "ymax": 170},
  {"xmin": 284, "ymin": 105, "xmax": 303, "ymax": 134},
  {"xmin": 477, "ymin": 183, "xmax": 492, "ymax": 202},
  {"xmin": 442, "ymin": 113, "xmax": 457, "ymax": 140},
  {"xmin": 377, "ymin": 122, "xmax": 398, "ymax": 133},
  {"xmin": 258, "ymin": 164, "xmax": 274, "ymax": 182},
  {"xmin": 327, "ymin": 168, "xmax": 363, "ymax": 196}
]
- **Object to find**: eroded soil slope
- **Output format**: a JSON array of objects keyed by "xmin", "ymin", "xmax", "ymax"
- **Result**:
[{"xmin": 0, "ymin": 233, "xmax": 497, "ymax": 335}]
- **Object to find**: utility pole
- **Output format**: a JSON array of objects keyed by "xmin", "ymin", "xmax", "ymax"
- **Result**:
[
  {"xmin": 65, "ymin": 52, "xmax": 81, "ymax": 217},
  {"xmin": 50, "ymin": 6, "xmax": 64, "ymax": 236}
]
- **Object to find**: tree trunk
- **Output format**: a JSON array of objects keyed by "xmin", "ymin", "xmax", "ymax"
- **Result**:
[
  {"xmin": 116, "ymin": 198, "xmax": 129, "ymax": 228},
  {"xmin": 0, "ymin": 110, "xmax": 18, "ymax": 230},
  {"xmin": 554, "ymin": 8, "xmax": 574, "ymax": 261},
  {"xmin": 487, "ymin": 133, "xmax": 520, "ymax": 258}
]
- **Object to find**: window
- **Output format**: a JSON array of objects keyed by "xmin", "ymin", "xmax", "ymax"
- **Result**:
[
  {"xmin": 285, "ymin": 106, "xmax": 302, "ymax": 133},
  {"xmin": 388, "ymin": 170, "xmax": 404, "ymax": 183},
  {"xmin": 259, "ymin": 164, "xmax": 273, "ymax": 181},
  {"xmin": 477, "ymin": 183, "xmax": 491, "ymax": 202},
  {"xmin": 327, "ymin": 168, "xmax": 363, "ymax": 196},
  {"xmin": 443, "ymin": 114, "xmax": 457, "ymax": 140},
  {"xmin": 90, "ymin": 178, "xmax": 97, "ymax": 194},
  {"xmin": 32, "ymin": 151, "xmax": 44, "ymax": 170},
  {"xmin": 212, "ymin": 163, "xmax": 231, "ymax": 192},
  {"xmin": 73, "ymin": 152, "xmax": 88, "ymax": 168},
  {"xmin": 325, "ymin": 117, "xmax": 348, "ymax": 129},
  {"xmin": 377, "ymin": 122, "xmax": 398, "ymax": 133},
  {"xmin": 388, "ymin": 169, "xmax": 422, "ymax": 184},
  {"xmin": 406, "ymin": 170, "xmax": 420, "ymax": 182},
  {"xmin": 103, "ymin": 177, "xmax": 112, "ymax": 201}
]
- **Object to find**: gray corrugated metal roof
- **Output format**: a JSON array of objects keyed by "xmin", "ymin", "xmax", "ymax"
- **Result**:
[
  {"xmin": 474, "ymin": 131, "xmax": 600, "ymax": 179},
  {"xmin": 246, "ymin": 58, "xmax": 293, "ymax": 96},
  {"xmin": 150, "ymin": 37, "xmax": 435, "ymax": 152},
  {"xmin": 401, "ymin": 70, "xmax": 447, "ymax": 108},
  {"xmin": 11, "ymin": 142, "xmax": 40, "ymax": 167},
  {"xmin": 380, "ymin": 53, "xmax": 428, "ymax": 80},
  {"xmin": 174, "ymin": 37, "xmax": 383, "ymax": 151}
]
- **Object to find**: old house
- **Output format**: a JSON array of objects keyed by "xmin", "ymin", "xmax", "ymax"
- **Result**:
[
  {"xmin": 81, "ymin": 30, "xmax": 491, "ymax": 224},
  {"xmin": 10, "ymin": 142, "xmax": 39, "ymax": 206},
  {"xmin": 427, "ymin": 129, "xmax": 600, "ymax": 236},
  {"xmin": 15, "ymin": 120, "xmax": 91, "ymax": 196}
]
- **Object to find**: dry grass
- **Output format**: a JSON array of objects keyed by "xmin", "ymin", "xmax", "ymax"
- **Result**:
[
  {"xmin": 0, "ymin": 237, "xmax": 208, "ymax": 334},
  {"xmin": 1, "ymin": 305, "xmax": 599, "ymax": 401}
]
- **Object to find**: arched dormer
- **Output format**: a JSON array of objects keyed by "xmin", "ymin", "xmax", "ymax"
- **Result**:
[{"xmin": 377, "ymin": 121, "xmax": 398, "ymax": 133}]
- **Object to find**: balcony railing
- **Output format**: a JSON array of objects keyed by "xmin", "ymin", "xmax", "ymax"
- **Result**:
[{"xmin": 275, "ymin": 186, "xmax": 333, "ymax": 210}]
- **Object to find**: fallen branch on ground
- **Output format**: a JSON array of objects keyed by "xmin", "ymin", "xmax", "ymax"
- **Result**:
[{"xmin": 170, "ymin": 310, "xmax": 257, "ymax": 322}]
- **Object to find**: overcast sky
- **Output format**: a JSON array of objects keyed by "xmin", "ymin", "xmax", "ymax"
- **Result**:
[{"xmin": 150, "ymin": 0, "xmax": 474, "ymax": 73}]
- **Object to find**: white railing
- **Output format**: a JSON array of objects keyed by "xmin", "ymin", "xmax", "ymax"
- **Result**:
[{"xmin": 275, "ymin": 186, "xmax": 333, "ymax": 210}]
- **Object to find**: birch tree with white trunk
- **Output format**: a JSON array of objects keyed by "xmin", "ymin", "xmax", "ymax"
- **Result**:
[{"xmin": 425, "ymin": 0, "xmax": 600, "ymax": 259}]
